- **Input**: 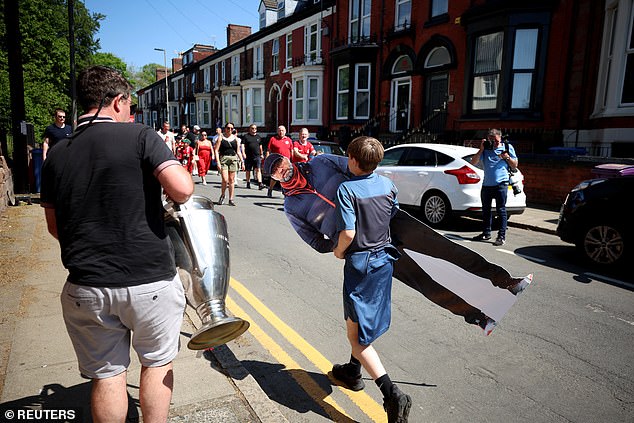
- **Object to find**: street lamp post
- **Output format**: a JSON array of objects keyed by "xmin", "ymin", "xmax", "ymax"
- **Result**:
[{"xmin": 154, "ymin": 48, "xmax": 170, "ymax": 125}]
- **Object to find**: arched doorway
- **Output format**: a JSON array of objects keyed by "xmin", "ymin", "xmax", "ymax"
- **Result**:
[
  {"xmin": 390, "ymin": 55, "xmax": 414, "ymax": 132},
  {"xmin": 423, "ymin": 46, "xmax": 451, "ymax": 117}
]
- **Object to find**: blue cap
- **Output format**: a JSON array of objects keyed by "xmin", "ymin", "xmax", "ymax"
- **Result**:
[{"xmin": 263, "ymin": 153, "xmax": 285, "ymax": 175}]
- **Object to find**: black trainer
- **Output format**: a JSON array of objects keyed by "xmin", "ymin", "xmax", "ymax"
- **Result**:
[
  {"xmin": 246, "ymin": 182, "xmax": 251, "ymax": 189},
  {"xmin": 331, "ymin": 363, "xmax": 365, "ymax": 391},
  {"xmin": 472, "ymin": 233, "xmax": 491, "ymax": 241},
  {"xmin": 383, "ymin": 384, "xmax": 412, "ymax": 423}
]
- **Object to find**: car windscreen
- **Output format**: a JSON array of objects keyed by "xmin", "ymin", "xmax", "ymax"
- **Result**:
[{"xmin": 315, "ymin": 144, "xmax": 345, "ymax": 156}]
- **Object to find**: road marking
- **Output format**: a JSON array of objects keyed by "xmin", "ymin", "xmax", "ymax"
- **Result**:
[
  {"xmin": 226, "ymin": 296, "xmax": 354, "ymax": 422},
  {"xmin": 229, "ymin": 278, "xmax": 387, "ymax": 422},
  {"xmin": 584, "ymin": 273, "xmax": 632, "ymax": 289},
  {"xmin": 495, "ymin": 248, "xmax": 547, "ymax": 263}
]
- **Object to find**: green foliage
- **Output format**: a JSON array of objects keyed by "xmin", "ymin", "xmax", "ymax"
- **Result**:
[
  {"xmin": 0, "ymin": 0, "xmax": 102, "ymax": 137},
  {"xmin": 133, "ymin": 63, "xmax": 164, "ymax": 90},
  {"xmin": 90, "ymin": 52, "xmax": 130, "ymax": 80}
]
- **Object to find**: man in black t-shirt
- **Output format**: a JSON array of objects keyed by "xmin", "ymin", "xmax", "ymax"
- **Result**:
[
  {"xmin": 42, "ymin": 108, "xmax": 73, "ymax": 160},
  {"xmin": 41, "ymin": 66, "xmax": 194, "ymax": 421},
  {"xmin": 241, "ymin": 124, "xmax": 264, "ymax": 189}
]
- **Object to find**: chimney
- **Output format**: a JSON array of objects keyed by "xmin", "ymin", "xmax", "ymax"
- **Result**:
[
  {"xmin": 227, "ymin": 24, "xmax": 252, "ymax": 46},
  {"xmin": 155, "ymin": 68, "xmax": 167, "ymax": 81},
  {"xmin": 172, "ymin": 57, "xmax": 183, "ymax": 72}
]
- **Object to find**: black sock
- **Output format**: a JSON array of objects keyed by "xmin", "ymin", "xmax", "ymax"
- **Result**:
[
  {"xmin": 349, "ymin": 355, "xmax": 361, "ymax": 374},
  {"xmin": 375, "ymin": 374, "xmax": 393, "ymax": 398}
]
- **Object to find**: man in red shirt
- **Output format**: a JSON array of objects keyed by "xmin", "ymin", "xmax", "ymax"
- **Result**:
[
  {"xmin": 265, "ymin": 125, "xmax": 292, "ymax": 197},
  {"xmin": 292, "ymin": 127, "xmax": 317, "ymax": 163}
]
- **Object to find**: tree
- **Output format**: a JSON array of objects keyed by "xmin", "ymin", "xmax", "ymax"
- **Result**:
[
  {"xmin": 0, "ymin": 0, "xmax": 102, "ymax": 138},
  {"xmin": 91, "ymin": 52, "xmax": 130, "ymax": 80},
  {"xmin": 133, "ymin": 63, "xmax": 165, "ymax": 90}
]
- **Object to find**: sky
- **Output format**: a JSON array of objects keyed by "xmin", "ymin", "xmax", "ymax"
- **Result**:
[{"xmin": 83, "ymin": 0, "xmax": 262, "ymax": 70}]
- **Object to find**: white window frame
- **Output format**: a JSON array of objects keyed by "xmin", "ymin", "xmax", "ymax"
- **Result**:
[
  {"xmin": 171, "ymin": 105, "xmax": 179, "ymax": 127},
  {"xmin": 254, "ymin": 45, "xmax": 263, "ymax": 78},
  {"xmin": 286, "ymin": 33, "xmax": 293, "ymax": 69},
  {"xmin": 594, "ymin": 0, "xmax": 634, "ymax": 117},
  {"xmin": 199, "ymin": 99, "xmax": 210, "ymax": 126},
  {"xmin": 292, "ymin": 73, "xmax": 322, "ymax": 124},
  {"xmin": 305, "ymin": 22, "xmax": 321, "ymax": 64},
  {"xmin": 277, "ymin": 0, "xmax": 285, "ymax": 19},
  {"xmin": 272, "ymin": 39, "xmax": 280, "ymax": 74},
  {"xmin": 242, "ymin": 83, "xmax": 265, "ymax": 126},
  {"xmin": 221, "ymin": 87, "xmax": 242, "ymax": 125},
  {"xmin": 221, "ymin": 61, "xmax": 226, "ymax": 84},
  {"xmin": 336, "ymin": 65, "xmax": 349, "ymax": 120},
  {"xmin": 214, "ymin": 64, "xmax": 219, "ymax": 89},
  {"xmin": 188, "ymin": 101, "xmax": 196, "ymax": 125},
  {"xmin": 431, "ymin": 0, "xmax": 448, "ymax": 18},
  {"xmin": 350, "ymin": 0, "xmax": 372, "ymax": 43},
  {"xmin": 354, "ymin": 63, "xmax": 371, "ymax": 119},
  {"xmin": 204, "ymin": 67, "xmax": 211, "ymax": 92},
  {"xmin": 395, "ymin": 0, "xmax": 411, "ymax": 30},
  {"xmin": 231, "ymin": 55, "xmax": 240, "ymax": 85}
]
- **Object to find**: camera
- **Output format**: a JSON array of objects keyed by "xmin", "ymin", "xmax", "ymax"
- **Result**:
[
  {"xmin": 509, "ymin": 172, "xmax": 522, "ymax": 196},
  {"xmin": 482, "ymin": 138, "xmax": 494, "ymax": 150}
]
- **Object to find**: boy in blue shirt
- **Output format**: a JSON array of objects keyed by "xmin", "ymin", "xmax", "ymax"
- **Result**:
[{"xmin": 332, "ymin": 136, "xmax": 412, "ymax": 422}]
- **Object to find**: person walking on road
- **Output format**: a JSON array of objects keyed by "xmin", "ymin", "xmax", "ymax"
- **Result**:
[
  {"xmin": 157, "ymin": 121, "xmax": 176, "ymax": 155},
  {"xmin": 241, "ymin": 124, "xmax": 264, "ymax": 190},
  {"xmin": 214, "ymin": 123, "xmax": 244, "ymax": 206},
  {"xmin": 40, "ymin": 65, "xmax": 194, "ymax": 423},
  {"xmin": 196, "ymin": 131, "xmax": 214, "ymax": 185},
  {"xmin": 292, "ymin": 127, "xmax": 316, "ymax": 163},
  {"xmin": 470, "ymin": 128, "xmax": 518, "ymax": 246},
  {"xmin": 330, "ymin": 136, "xmax": 412, "ymax": 423},
  {"xmin": 265, "ymin": 125, "xmax": 292, "ymax": 197}
]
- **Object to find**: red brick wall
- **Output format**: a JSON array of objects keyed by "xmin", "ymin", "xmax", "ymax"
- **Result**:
[{"xmin": 520, "ymin": 159, "xmax": 595, "ymax": 207}]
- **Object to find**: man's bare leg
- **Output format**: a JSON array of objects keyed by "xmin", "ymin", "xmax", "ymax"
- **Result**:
[
  {"xmin": 91, "ymin": 371, "xmax": 128, "ymax": 423},
  {"xmin": 139, "ymin": 363, "xmax": 174, "ymax": 423}
]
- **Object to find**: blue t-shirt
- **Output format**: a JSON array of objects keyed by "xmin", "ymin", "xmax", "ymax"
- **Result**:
[
  {"xmin": 481, "ymin": 143, "xmax": 517, "ymax": 186},
  {"xmin": 335, "ymin": 172, "xmax": 399, "ymax": 253}
]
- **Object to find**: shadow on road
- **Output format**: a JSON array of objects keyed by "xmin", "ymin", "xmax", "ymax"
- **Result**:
[{"xmin": 0, "ymin": 382, "xmax": 140, "ymax": 423}]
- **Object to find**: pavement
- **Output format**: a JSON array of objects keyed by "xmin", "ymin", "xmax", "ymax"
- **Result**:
[{"xmin": 0, "ymin": 196, "xmax": 559, "ymax": 422}]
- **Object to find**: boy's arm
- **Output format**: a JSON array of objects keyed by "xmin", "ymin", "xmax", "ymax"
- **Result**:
[{"xmin": 334, "ymin": 229, "xmax": 355, "ymax": 259}]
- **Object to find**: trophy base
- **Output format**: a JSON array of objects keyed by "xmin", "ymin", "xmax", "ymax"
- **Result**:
[{"xmin": 187, "ymin": 317, "xmax": 250, "ymax": 350}]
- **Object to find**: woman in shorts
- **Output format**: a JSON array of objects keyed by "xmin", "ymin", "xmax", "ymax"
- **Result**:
[{"xmin": 213, "ymin": 123, "xmax": 243, "ymax": 206}]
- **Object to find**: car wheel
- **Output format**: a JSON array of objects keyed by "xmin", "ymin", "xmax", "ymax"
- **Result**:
[
  {"xmin": 578, "ymin": 223, "xmax": 626, "ymax": 266},
  {"xmin": 421, "ymin": 192, "xmax": 451, "ymax": 226}
]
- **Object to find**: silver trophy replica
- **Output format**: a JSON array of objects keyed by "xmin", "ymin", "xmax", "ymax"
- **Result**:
[{"xmin": 165, "ymin": 195, "xmax": 249, "ymax": 350}]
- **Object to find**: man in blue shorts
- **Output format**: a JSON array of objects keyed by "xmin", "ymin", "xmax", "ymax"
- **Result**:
[
  {"xmin": 332, "ymin": 136, "xmax": 412, "ymax": 422},
  {"xmin": 41, "ymin": 66, "xmax": 194, "ymax": 422}
]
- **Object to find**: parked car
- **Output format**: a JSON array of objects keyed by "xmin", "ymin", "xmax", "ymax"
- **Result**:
[
  {"xmin": 375, "ymin": 143, "xmax": 527, "ymax": 226},
  {"xmin": 261, "ymin": 140, "xmax": 344, "ymax": 184},
  {"xmin": 311, "ymin": 139, "xmax": 345, "ymax": 156},
  {"xmin": 557, "ymin": 173, "xmax": 633, "ymax": 266}
]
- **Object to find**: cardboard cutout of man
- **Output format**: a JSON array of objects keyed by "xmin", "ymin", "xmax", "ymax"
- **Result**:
[{"xmin": 264, "ymin": 152, "xmax": 532, "ymax": 334}]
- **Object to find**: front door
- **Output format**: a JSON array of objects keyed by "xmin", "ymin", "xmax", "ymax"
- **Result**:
[
  {"xmin": 390, "ymin": 77, "xmax": 411, "ymax": 133},
  {"xmin": 425, "ymin": 73, "xmax": 448, "ymax": 116}
]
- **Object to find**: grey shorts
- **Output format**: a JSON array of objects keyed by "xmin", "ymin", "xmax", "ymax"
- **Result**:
[{"xmin": 60, "ymin": 274, "xmax": 186, "ymax": 379}]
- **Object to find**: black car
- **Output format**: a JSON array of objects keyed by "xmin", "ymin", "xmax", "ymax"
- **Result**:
[{"xmin": 557, "ymin": 176, "xmax": 633, "ymax": 266}]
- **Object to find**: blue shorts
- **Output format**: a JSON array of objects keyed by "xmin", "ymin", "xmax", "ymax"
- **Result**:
[{"xmin": 343, "ymin": 246, "xmax": 399, "ymax": 345}]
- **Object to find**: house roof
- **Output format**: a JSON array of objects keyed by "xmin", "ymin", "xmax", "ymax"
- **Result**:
[{"xmin": 261, "ymin": 0, "xmax": 277, "ymax": 10}]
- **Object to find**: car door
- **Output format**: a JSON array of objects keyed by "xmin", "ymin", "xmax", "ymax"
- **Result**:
[{"xmin": 377, "ymin": 146, "xmax": 436, "ymax": 206}]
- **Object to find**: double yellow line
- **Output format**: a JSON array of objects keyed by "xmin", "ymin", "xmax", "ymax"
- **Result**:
[{"xmin": 228, "ymin": 277, "xmax": 387, "ymax": 422}]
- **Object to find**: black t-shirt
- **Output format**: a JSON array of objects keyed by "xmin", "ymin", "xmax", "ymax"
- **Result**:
[
  {"xmin": 43, "ymin": 124, "xmax": 73, "ymax": 149},
  {"xmin": 186, "ymin": 131, "xmax": 198, "ymax": 148},
  {"xmin": 41, "ymin": 118, "xmax": 180, "ymax": 287},
  {"xmin": 242, "ymin": 133, "xmax": 262, "ymax": 159}
]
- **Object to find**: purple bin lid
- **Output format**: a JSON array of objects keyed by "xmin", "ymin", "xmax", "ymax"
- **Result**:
[{"xmin": 592, "ymin": 164, "xmax": 634, "ymax": 177}]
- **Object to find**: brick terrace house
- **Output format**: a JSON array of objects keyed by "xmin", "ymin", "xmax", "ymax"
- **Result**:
[{"xmin": 136, "ymin": 0, "xmax": 633, "ymax": 161}]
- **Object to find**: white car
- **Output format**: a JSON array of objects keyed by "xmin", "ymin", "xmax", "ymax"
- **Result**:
[{"xmin": 376, "ymin": 143, "xmax": 526, "ymax": 226}]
